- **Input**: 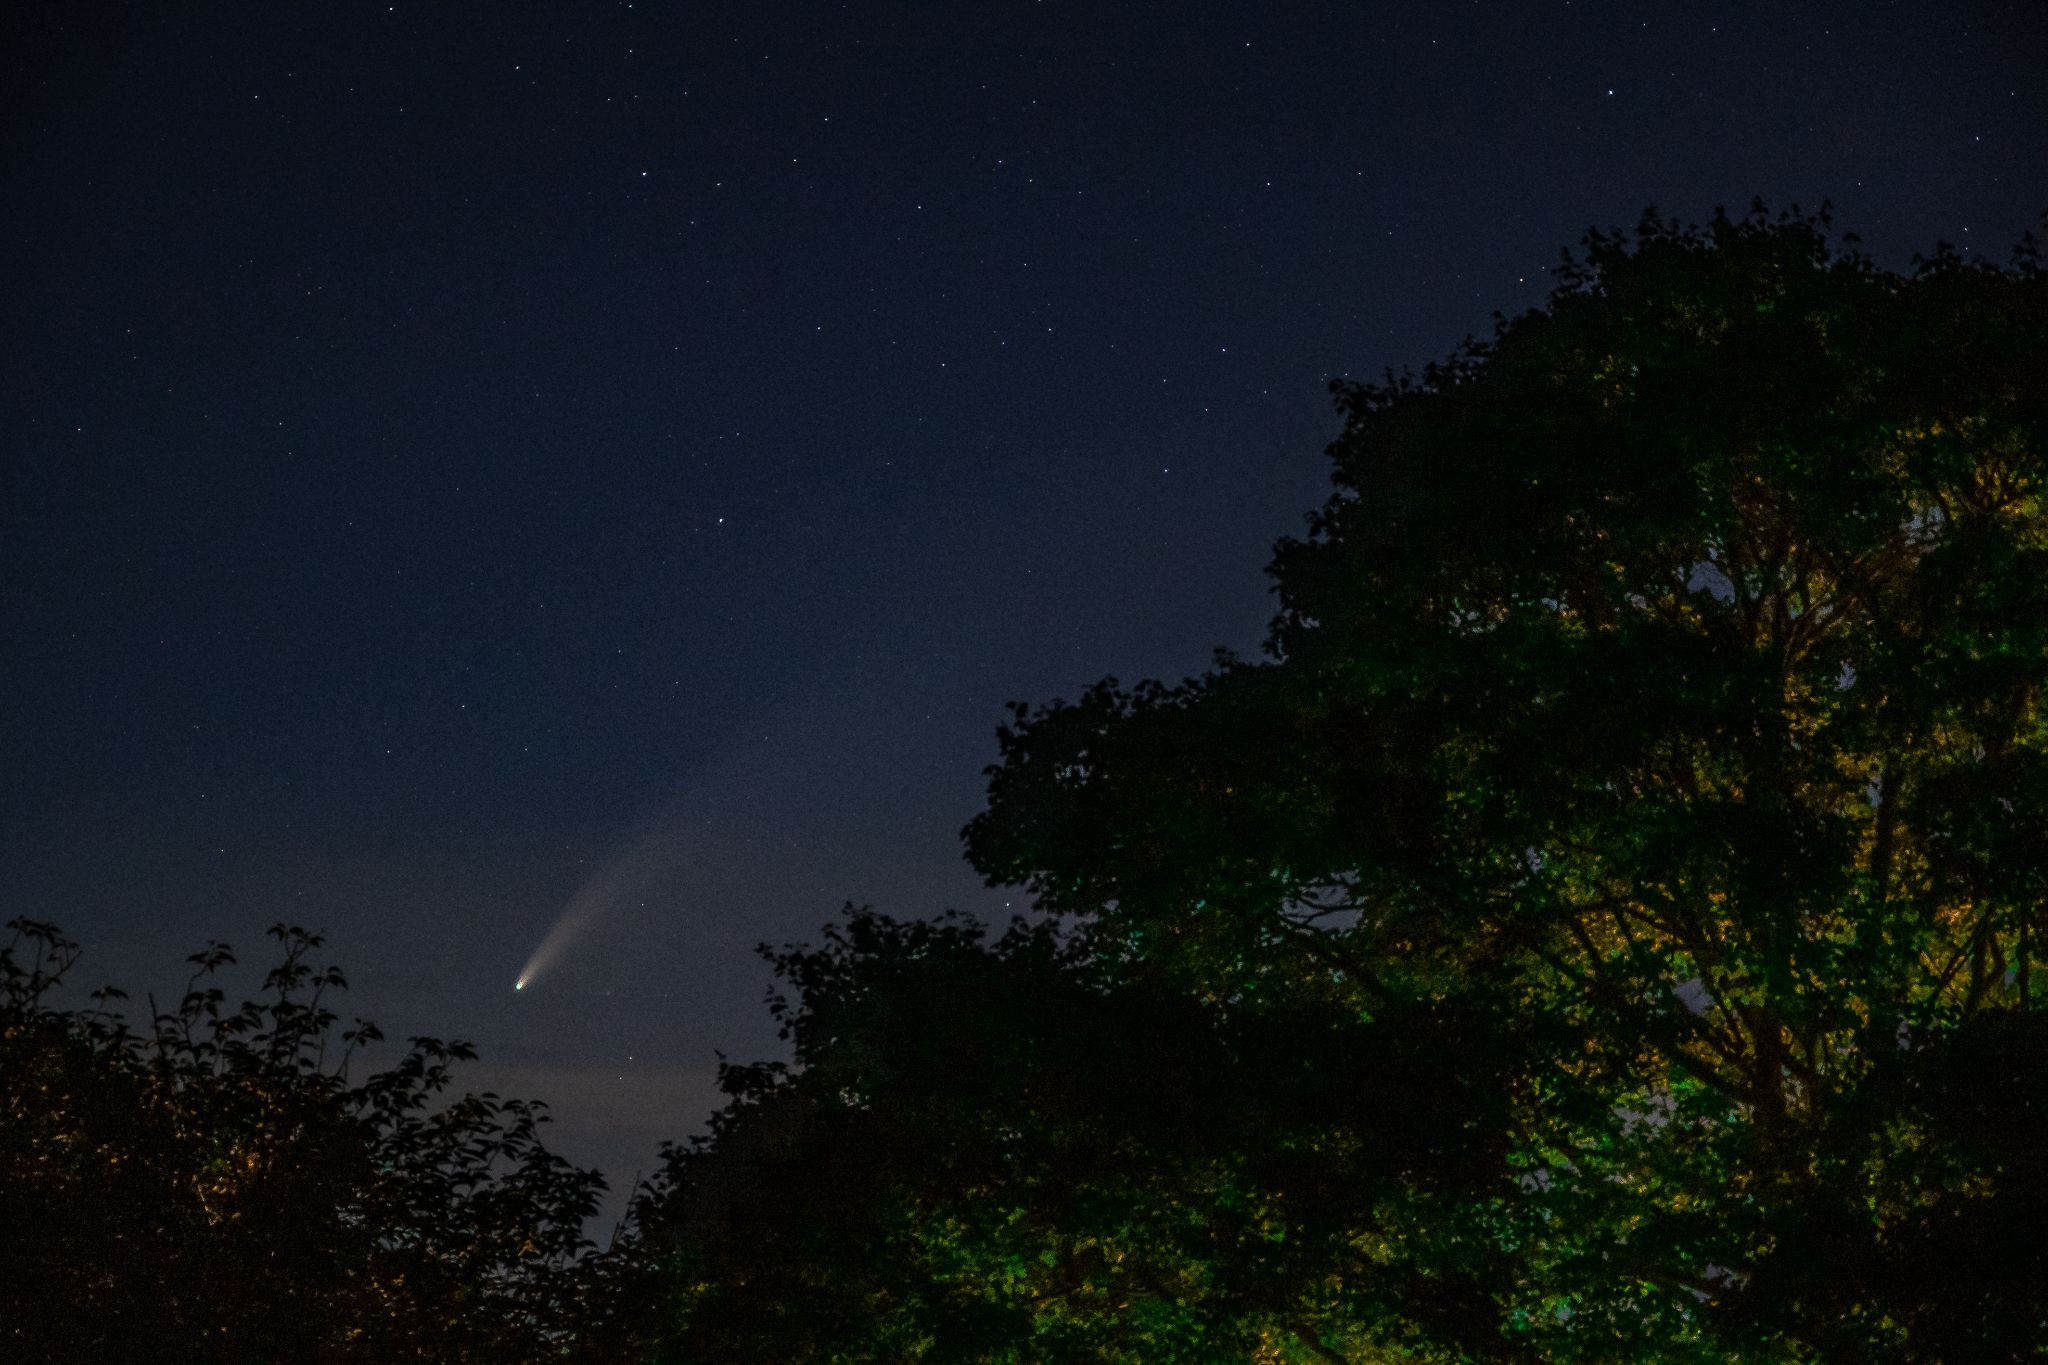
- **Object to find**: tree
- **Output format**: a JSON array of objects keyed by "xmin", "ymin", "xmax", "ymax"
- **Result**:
[
  {"xmin": 0, "ymin": 918, "xmax": 606, "ymax": 1364},
  {"xmin": 962, "ymin": 205, "xmax": 2048, "ymax": 1359},
  {"xmin": 605, "ymin": 907, "xmax": 1536, "ymax": 1364}
]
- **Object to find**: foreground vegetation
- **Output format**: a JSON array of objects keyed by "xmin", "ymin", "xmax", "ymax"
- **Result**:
[
  {"xmin": 1, "ymin": 919, "xmax": 604, "ymax": 1362},
  {"xmin": 7, "ymin": 207, "xmax": 2045, "ymax": 1361}
]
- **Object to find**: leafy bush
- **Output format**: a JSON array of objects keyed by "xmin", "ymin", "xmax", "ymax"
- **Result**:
[{"xmin": 0, "ymin": 918, "xmax": 606, "ymax": 1364}]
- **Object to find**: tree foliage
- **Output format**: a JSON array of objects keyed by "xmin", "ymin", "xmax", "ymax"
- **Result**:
[
  {"xmin": 608, "ymin": 908, "xmax": 1553, "ymax": 1363},
  {"xmin": 960, "ymin": 205, "xmax": 2048, "ymax": 1359},
  {"xmin": 0, "ymin": 918, "xmax": 605, "ymax": 1364},
  {"xmin": 618, "ymin": 206, "xmax": 2048, "ymax": 1362}
]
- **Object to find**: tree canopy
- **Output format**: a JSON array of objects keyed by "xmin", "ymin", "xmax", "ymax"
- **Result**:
[
  {"xmin": 627, "ymin": 207, "xmax": 2048, "ymax": 1362},
  {"xmin": 1, "ymin": 918, "xmax": 606, "ymax": 1364}
]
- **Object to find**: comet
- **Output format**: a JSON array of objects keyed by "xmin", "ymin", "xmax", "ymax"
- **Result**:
[{"xmin": 512, "ymin": 812, "xmax": 697, "ymax": 992}]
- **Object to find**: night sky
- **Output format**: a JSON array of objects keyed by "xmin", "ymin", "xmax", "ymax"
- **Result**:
[{"xmin": 6, "ymin": 1, "xmax": 2044, "ymax": 1209}]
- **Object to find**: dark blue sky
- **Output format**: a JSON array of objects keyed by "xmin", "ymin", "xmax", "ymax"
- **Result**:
[{"xmin": 5, "ymin": 0, "xmax": 2043, "ymax": 1207}]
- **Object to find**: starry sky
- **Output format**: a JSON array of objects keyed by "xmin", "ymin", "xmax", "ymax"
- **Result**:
[{"xmin": 5, "ymin": 1, "xmax": 2044, "ymax": 1209}]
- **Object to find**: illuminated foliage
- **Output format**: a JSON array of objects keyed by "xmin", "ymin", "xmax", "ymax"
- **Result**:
[{"xmin": 963, "ymin": 206, "xmax": 2048, "ymax": 1359}]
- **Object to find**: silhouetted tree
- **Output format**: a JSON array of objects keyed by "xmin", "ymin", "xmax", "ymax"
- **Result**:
[
  {"xmin": 606, "ymin": 908, "xmax": 1536, "ymax": 1363},
  {"xmin": 0, "ymin": 918, "xmax": 605, "ymax": 1364},
  {"xmin": 611, "ymin": 205, "xmax": 2048, "ymax": 1362},
  {"xmin": 964, "ymin": 204, "xmax": 2048, "ymax": 1359}
]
